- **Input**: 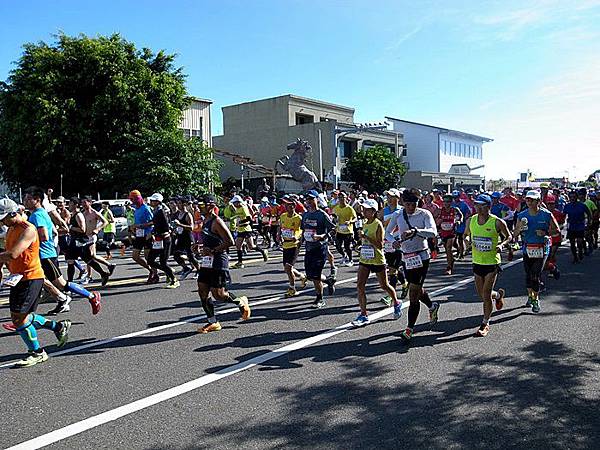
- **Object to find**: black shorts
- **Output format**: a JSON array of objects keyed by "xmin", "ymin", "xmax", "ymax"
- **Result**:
[
  {"xmin": 567, "ymin": 230, "xmax": 585, "ymax": 239},
  {"xmin": 359, "ymin": 263, "xmax": 386, "ymax": 273},
  {"xmin": 41, "ymin": 257, "xmax": 62, "ymax": 282},
  {"xmin": 103, "ymin": 232, "xmax": 115, "ymax": 245},
  {"xmin": 473, "ymin": 263, "xmax": 502, "ymax": 278},
  {"xmin": 196, "ymin": 268, "xmax": 230, "ymax": 289},
  {"xmin": 405, "ymin": 258, "xmax": 430, "ymax": 286},
  {"xmin": 441, "ymin": 235, "xmax": 455, "ymax": 244},
  {"xmin": 305, "ymin": 245, "xmax": 327, "ymax": 280},
  {"xmin": 282, "ymin": 247, "xmax": 299, "ymax": 266},
  {"xmin": 58, "ymin": 235, "xmax": 70, "ymax": 255},
  {"xmin": 9, "ymin": 278, "xmax": 44, "ymax": 314},
  {"xmin": 133, "ymin": 236, "xmax": 152, "ymax": 251},
  {"xmin": 384, "ymin": 251, "xmax": 403, "ymax": 269},
  {"xmin": 236, "ymin": 231, "xmax": 252, "ymax": 239}
]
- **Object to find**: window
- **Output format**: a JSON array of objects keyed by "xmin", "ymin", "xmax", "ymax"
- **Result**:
[
  {"xmin": 296, "ymin": 113, "xmax": 314, "ymax": 125},
  {"xmin": 182, "ymin": 129, "xmax": 191, "ymax": 139},
  {"xmin": 339, "ymin": 140, "xmax": 356, "ymax": 158}
]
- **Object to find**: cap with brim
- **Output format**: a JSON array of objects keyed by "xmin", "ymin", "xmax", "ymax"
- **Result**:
[
  {"xmin": 384, "ymin": 188, "xmax": 400, "ymax": 197},
  {"xmin": 281, "ymin": 198, "xmax": 294, "ymax": 205},
  {"xmin": 491, "ymin": 191, "xmax": 501, "ymax": 199},
  {"xmin": 261, "ymin": 197, "xmax": 269, "ymax": 202},
  {"xmin": 540, "ymin": 183, "xmax": 550, "ymax": 188},
  {"xmin": 525, "ymin": 190, "xmax": 541, "ymax": 200},
  {"xmin": 148, "ymin": 193, "xmax": 163, "ymax": 202},
  {"xmin": 361, "ymin": 199, "xmax": 379, "ymax": 211},
  {"xmin": 474, "ymin": 194, "xmax": 492, "ymax": 205},
  {"xmin": 306, "ymin": 190, "xmax": 319, "ymax": 199},
  {"xmin": 230, "ymin": 195, "xmax": 243, "ymax": 203},
  {"xmin": 0, "ymin": 198, "xmax": 19, "ymax": 220},
  {"xmin": 56, "ymin": 196, "xmax": 66, "ymax": 203},
  {"xmin": 545, "ymin": 194, "xmax": 556, "ymax": 203},
  {"xmin": 451, "ymin": 190, "xmax": 460, "ymax": 197}
]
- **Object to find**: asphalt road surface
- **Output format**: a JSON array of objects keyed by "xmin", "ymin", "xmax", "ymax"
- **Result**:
[{"xmin": 1, "ymin": 245, "xmax": 599, "ymax": 450}]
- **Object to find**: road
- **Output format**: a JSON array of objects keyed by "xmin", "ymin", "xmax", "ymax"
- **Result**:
[{"xmin": 1, "ymin": 245, "xmax": 599, "ymax": 450}]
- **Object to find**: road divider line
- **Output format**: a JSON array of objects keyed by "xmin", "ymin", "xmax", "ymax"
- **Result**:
[{"xmin": 7, "ymin": 259, "xmax": 523, "ymax": 449}]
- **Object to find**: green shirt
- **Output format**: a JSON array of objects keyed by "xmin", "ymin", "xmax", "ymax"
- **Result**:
[
  {"xmin": 102, "ymin": 209, "xmax": 115, "ymax": 234},
  {"xmin": 469, "ymin": 214, "xmax": 501, "ymax": 265},
  {"xmin": 359, "ymin": 219, "xmax": 385, "ymax": 266}
]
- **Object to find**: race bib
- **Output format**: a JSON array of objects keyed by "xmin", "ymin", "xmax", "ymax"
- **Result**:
[
  {"xmin": 152, "ymin": 239, "xmax": 164, "ymax": 250},
  {"xmin": 176, "ymin": 226, "xmax": 184, "ymax": 234},
  {"xmin": 281, "ymin": 228, "xmax": 295, "ymax": 239},
  {"xmin": 2, "ymin": 273, "xmax": 23, "ymax": 287},
  {"xmin": 201, "ymin": 255, "xmax": 214, "ymax": 268},
  {"xmin": 384, "ymin": 241, "xmax": 395, "ymax": 253},
  {"xmin": 404, "ymin": 252, "xmax": 423, "ymax": 270},
  {"xmin": 338, "ymin": 223, "xmax": 349, "ymax": 233},
  {"xmin": 303, "ymin": 230, "xmax": 316, "ymax": 242},
  {"xmin": 356, "ymin": 219, "xmax": 364, "ymax": 228},
  {"xmin": 135, "ymin": 228, "xmax": 145, "ymax": 238},
  {"xmin": 473, "ymin": 236, "xmax": 493, "ymax": 252},
  {"xmin": 526, "ymin": 244, "xmax": 544, "ymax": 258},
  {"xmin": 360, "ymin": 245, "xmax": 375, "ymax": 260},
  {"xmin": 441, "ymin": 222, "xmax": 454, "ymax": 231},
  {"xmin": 75, "ymin": 238, "xmax": 88, "ymax": 248}
]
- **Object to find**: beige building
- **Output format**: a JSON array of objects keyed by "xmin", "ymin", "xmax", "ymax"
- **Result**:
[
  {"xmin": 213, "ymin": 94, "xmax": 403, "ymax": 185},
  {"xmin": 180, "ymin": 97, "xmax": 212, "ymax": 146}
]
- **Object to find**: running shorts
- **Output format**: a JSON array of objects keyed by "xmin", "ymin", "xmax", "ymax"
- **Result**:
[
  {"xmin": 9, "ymin": 278, "xmax": 44, "ymax": 314},
  {"xmin": 472, "ymin": 263, "xmax": 502, "ymax": 278},
  {"xmin": 405, "ymin": 259, "xmax": 430, "ymax": 286},
  {"xmin": 384, "ymin": 251, "xmax": 403, "ymax": 269},
  {"xmin": 359, "ymin": 263, "xmax": 386, "ymax": 273},
  {"xmin": 282, "ymin": 247, "xmax": 299, "ymax": 266},
  {"xmin": 196, "ymin": 268, "xmax": 230, "ymax": 289},
  {"xmin": 304, "ymin": 245, "xmax": 327, "ymax": 281},
  {"xmin": 41, "ymin": 257, "xmax": 62, "ymax": 282},
  {"xmin": 133, "ymin": 236, "xmax": 152, "ymax": 251}
]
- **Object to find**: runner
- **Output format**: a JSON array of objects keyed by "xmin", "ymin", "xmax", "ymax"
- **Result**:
[
  {"xmin": 146, "ymin": 193, "xmax": 179, "ymax": 289},
  {"xmin": 196, "ymin": 194, "xmax": 250, "ymax": 333},
  {"xmin": 352, "ymin": 198, "xmax": 402, "ymax": 327},
  {"xmin": 129, "ymin": 190, "xmax": 156, "ymax": 282},
  {"xmin": 387, "ymin": 190, "xmax": 440, "ymax": 342},
  {"xmin": 81, "ymin": 196, "xmax": 115, "ymax": 280},
  {"xmin": 437, "ymin": 193, "xmax": 463, "ymax": 275},
  {"xmin": 279, "ymin": 198, "xmax": 307, "ymax": 297},
  {"xmin": 100, "ymin": 201, "xmax": 116, "ymax": 259},
  {"xmin": 590, "ymin": 191, "xmax": 599, "ymax": 249},
  {"xmin": 332, "ymin": 191, "xmax": 357, "ymax": 267},
  {"xmin": 579, "ymin": 188, "xmax": 598, "ymax": 255},
  {"xmin": 544, "ymin": 194, "xmax": 565, "ymax": 280},
  {"xmin": 172, "ymin": 197, "xmax": 200, "ymax": 280},
  {"xmin": 563, "ymin": 190, "xmax": 592, "ymax": 263},
  {"xmin": 422, "ymin": 192, "xmax": 440, "ymax": 259},
  {"xmin": 0, "ymin": 198, "xmax": 71, "ymax": 367},
  {"xmin": 451, "ymin": 190, "xmax": 472, "ymax": 260},
  {"xmin": 258, "ymin": 197, "xmax": 273, "ymax": 247},
  {"xmin": 512, "ymin": 190, "xmax": 560, "ymax": 312},
  {"xmin": 464, "ymin": 194, "xmax": 511, "ymax": 336},
  {"xmin": 301, "ymin": 190, "xmax": 336, "ymax": 308},
  {"xmin": 230, "ymin": 195, "xmax": 268, "ymax": 269}
]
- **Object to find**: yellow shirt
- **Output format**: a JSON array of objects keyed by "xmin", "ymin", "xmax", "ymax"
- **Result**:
[
  {"xmin": 333, "ymin": 204, "xmax": 357, "ymax": 235},
  {"xmin": 280, "ymin": 213, "xmax": 302, "ymax": 249},
  {"xmin": 360, "ymin": 219, "xmax": 385, "ymax": 266},
  {"xmin": 234, "ymin": 205, "xmax": 252, "ymax": 232}
]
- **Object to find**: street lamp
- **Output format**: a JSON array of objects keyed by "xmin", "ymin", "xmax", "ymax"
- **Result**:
[{"xmin": 333, "ymin": 122, "xmax": 389, "ymax": 189}]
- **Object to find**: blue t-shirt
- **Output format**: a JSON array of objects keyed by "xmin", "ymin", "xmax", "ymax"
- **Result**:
[
  {"xmin": 134, "ymin": 204, "xmax": 154, "ymax": 236},
  {"xmin": 563, "ymin": 201, "xmax": 587, "ymax": 231},
  {"xmin": 452, "ymin": 200, "xmax": 471, "ymax": 233},
  {"xmin": 490, "ymin": 202, "xmax": 509, "ymax": 219},
  {"xmin": 28, "ymin": 207, "xmax": 58, "ymax": 259},
  {"xmin": 517, "ymin": 208, "xmax": 553, "ymax": 245},
  {"xmin": 301, "ymin": 209, "xmax": 334, "ymax": 250}
]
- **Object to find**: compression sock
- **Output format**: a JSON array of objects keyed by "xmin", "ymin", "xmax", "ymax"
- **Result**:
[
  {"xmin": 31, "ymin": 314, "xmax": 59, "ymax": 331},
  {"xmin": 66, "ymin": 282, "xmax": 92, "ymax": 299},
  {"xmin": 74, "ymin": 260, "xmax": 85, "ymax": 272},
  {"xmin": 16, "ymin": 316, "xmax": 40, "ymax": 352},
  {"xmin": 67, "ymin": 264, "xmax": 75, "ymax": 282},
  {"xmin": 407, "ymin": 301, "xmax": 421, "ymax": 329},
  {"xmin": 226, "ymin": 292, "xmax": 242, "ymax": 307},
  {"xmin": 237, "ymin": 250, "xmax": 243, "ymax": 264},
  {"xmin": 200, "ymin": 297, "xmax": 215, "ymax": 321},
  {"xmin": 88, "ymin": 260, "xmax": 107, "ymax": 276}
]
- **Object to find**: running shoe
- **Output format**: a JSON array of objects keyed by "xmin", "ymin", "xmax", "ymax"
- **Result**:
[
  {"xmin": 351, "ymin": 314, "xmax": 370, "ymax": 327},
  {"xmin": 15, "ymin": 350, "xmax": 49, "ymax": 368},
  {"xmin": 475, "ymin": 323, "xmax": 490, "ymax": 337},
  {"xmin": 495, "ymin": 288, "xmax": 505, "ymax": 311},
  {"xmin": 431, "ymin": 250, "xmax": 438, "ymax": 260},
  {"xmin": 89, "ymin": 292, "xmax": 102, "ymax": 315},
  {"xmin": 108, "ymin": 264, "xmax": 117, "ymax": 276},
  {"xmin": 232, "ymin": 262, "xmax": 245, "ymax": 269},
  {"xmin": 399, "ymin": 328, "xmax": 413, "ymax": 342},
  {"xmin": 262, "ymin": 249, "xmax": 269, "ymax": 262},
  {"xmin": 80, "ymin": 275, "xmax": 90, "ymax": 285},
  {"xmin": 379, "ymin": 295, "xmax": 392, "ymax": 307},
  {"xmin": 55, "ymin": 319, "xmax": 71, "ymax": 348},
  {"xmin": 300, "ymin": 275, "xmax": 308, "ymax": 289},
  {"xmin": 429, "ymin": 302, "xmax": 441, "ymax": 325},
  {"xmin": 393, "ymin": 301, "xmax": 403, "ymax": 319},
  {"xmin": 531, "ymin": 299, "xmax": 541, "ymax": 313},
  {"xmin": 285, "ymin": 287, "xmax": 298, "ymax": 298},
  {"xmin": 46, "ymin": 300, "xmax": 71, "ymax": 316},
  {"xmin": 313, "ymin": 298, "xmax": 326, "ymax": 309},
  {"xmin": 166, "ymin": 280, "xmax": 180, "ymax": 289},
  {"xmin": 146, "ymin": 271, "xmax": 155, "ymax": 284},
  {"xmin": 525, "ymin": 295, "xmax": 533, "ymax": 308},
  {"xmin": 326, "ymin": 277, "xmax": 336, "ymax": 295},
  {"xmin": 445, "ymin": 267, "xmax": 452, "ymax": 276},
  {"xmin": 345, "ymin": 260, "xmax": 354, "ymax": 267},
  {"xmin": 238, "ymin": 296, "xmax": 251, "ymax": 320},
  {"xmin": 198, "ymin": 322, "xmax": 222, "ymax": 333},
  {"xmin": 179, "ymin": 267, "xmax": 194, "ymax": 281},
  {"xmin": 330, "ymin": 266, "xmax": 338, "ymax": 279},
  {"xmin": 2, "ymin": 323, "xmax": 16, "ymax": 332},
  {"xmin": 400, "ymin": 282, "xmax": 409, "ymax": 300},
  {"xmin": 100, "ymin": 272, "xmax": 110, "ymax": 287}
]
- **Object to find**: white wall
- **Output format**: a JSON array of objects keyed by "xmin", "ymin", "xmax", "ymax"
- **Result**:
[
  {"xmin": 387, "ymin": 120, "xmax": 439, "ymax": 172},
  {"xmin": 438, "ymin": 132, "xmax": 484, "ymax": 172},
  {"xmin": 180, "ymin": 100, "xmax": 212, "ymax": 146}
]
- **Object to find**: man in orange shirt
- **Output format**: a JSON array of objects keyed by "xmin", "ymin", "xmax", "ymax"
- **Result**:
[{"xmin": 0, "ymin": 198, "xmax": 71, "ymax": 367}]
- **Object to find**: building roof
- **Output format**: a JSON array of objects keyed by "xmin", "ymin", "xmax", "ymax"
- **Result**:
[
  {"xmin": 385, "ymin": 116, "xmax": 493, "ymax": 142},
  {"xmin": 223, "ymin": 94, "xmax": 354, "ymax": 113},
  {"xmin": 188, "ymin": 96, "xmax": 213, "ymax": 104}
]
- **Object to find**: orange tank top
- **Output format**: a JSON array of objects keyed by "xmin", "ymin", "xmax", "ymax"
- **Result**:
[{"xmin": 6, "ymin": 221, "xmax": 45, "ymax": 280}]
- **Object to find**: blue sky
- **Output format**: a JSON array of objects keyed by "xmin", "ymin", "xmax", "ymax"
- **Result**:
[{"xmin": 1, "ymin": 0, "xmax": 599, "ymax": 181}]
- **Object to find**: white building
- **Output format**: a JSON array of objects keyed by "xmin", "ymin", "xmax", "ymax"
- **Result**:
[
  {"xmin": 385, "ymin": 117, "xmax": 493, "ymax": 190},
  {"xmin": 180, "ymin": 97, "xmax": 212, "ymax": 146}
]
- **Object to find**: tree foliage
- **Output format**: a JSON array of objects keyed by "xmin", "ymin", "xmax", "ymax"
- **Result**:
[
  {"xmin": 342, "ymin": 145, "xmax": 407, "ymax": 192},
  {"xmin": 0, "ymin": 33, "xmax": 219, "ymax": 196}
]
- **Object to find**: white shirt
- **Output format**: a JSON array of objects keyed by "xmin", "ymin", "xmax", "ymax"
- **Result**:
[{"xmin": 385, "ymin": 207, "xmax": 437, "ymax": 255}]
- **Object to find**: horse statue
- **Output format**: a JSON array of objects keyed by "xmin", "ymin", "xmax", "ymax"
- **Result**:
[{"xmin": 275, "ymin": 138, "xmax": 321, "ymax": 191}]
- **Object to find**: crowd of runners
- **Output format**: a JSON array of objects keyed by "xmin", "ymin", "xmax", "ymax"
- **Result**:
[{"xmin": 0, "ymin": 182, "xmax": 598, "ymax": 366}]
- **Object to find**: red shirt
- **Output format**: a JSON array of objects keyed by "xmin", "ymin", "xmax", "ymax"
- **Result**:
[
  {"xmin": 550, "ymin": 209, "xmax": 565, "ymax": 245},
  {"xmin": 438, "ymin": 207, "xmax": 458, "ymax": 238},
  {"xmin": 500, "ymin": 194, "xmax": 520, "ymax": 211}
]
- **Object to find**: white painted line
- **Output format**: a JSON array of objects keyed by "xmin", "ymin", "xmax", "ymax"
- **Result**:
[
  {"xmin": 7, "ymin": 258, "xmax": 523, "ymax": 449},
  {"xmin": 0, "ymin": 276, "xmax": 358, "ymax": 370}
]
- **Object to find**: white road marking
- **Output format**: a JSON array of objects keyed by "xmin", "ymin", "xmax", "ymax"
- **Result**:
[{"xmin": 7, "ymin": 258, "xmax": 523, "ymax": 449}]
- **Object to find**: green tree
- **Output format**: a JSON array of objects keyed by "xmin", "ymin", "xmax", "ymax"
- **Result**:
[
  {"xmin": 342, "ymin": 145, "xmax": 407, "ymax": 192},
  {"xmin": 0, "ymin": 33, "xmax": 219, "ymax": 196}
]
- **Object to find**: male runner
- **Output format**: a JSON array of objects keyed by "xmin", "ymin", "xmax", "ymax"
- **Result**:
[
  {"xmin": 81, "ymin": 196, "xmax": 115, "ymax": 279},
  {"xmin": 464, "ymin": 194, "xmax": 511, "ymax": 336},
  {"xmin": 231, "ymin": 195, "xmax": 268, "ymax": 268},
  {"xmin": 451, "ymin": 190, "xmax": 472, "ymax": 259},
  {"xmin": 437, "ymin": 193, "xmax": 463, "ymax": 275},
  {"xmin": 129, "ymin": 190, "xmax": 155, "ymax": 282},
  {"xmin": 100, "ymin": 202, "xmax": 116, "ymax": 259},
  {"xmin": 146, "ymin": 193, "xmax": 179, "ymax": 288},
  {"xmin": 279, "ymin": 198, "xmax": 306, "ymax": 297},
  {"xmin": 579, "ymin": 188, "xmax": 598, "ymax": 254},
  {"xmin": 172, "ymin": 197, "xmax": 200, "ymax": 280},
  {"xmin": 333, "ymin": 192, "xmax": 357, "ymax": 267},
  {"xmin": 544, "ymin": 194, "xmax": 565, "ymax": 279},
  {"xmin": 563, "ymin": 190, "xmax": 591, "ymax": 263}
]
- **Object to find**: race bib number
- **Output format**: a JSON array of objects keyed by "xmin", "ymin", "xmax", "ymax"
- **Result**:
[
  {"xmin": 281, "ymin": 228, "xmax": 295, "ymax": 239},
  {"xmin": 360, "ymin": 245, "xmax": 375, "ymax": 260},
  {"xmin": 384, "ymin": 241, "xmax": 395, "ymax": 253},
  {"xmin": 176, "ymin": 226, "xmax": 184, "ymax": 234},
  {"xmin": 441, "ymin": 222, "xmax": 454, "ymax": 231},
  {"xmin": 135, "ymin": 228, "xmax": 145, "ymax": 238},
  {"xmin": 152, "ymin": 240, "xmax": 164, "ymax": 250},
  {"xmin": 356, "ymin": 219, "xmax": 364, "ymax": 228},
  {"xmin": 404, "ymin": 252, "xmax": 423, "ymax": 270},
  {"xmin": 201, "ymin": 255, "xmax": 214, "ymax": 268},
  {"xmin": 473, "ymin": 236, "xmax": 493, "ymax": 252},
  {"xmin": 338, "ymin": 223, "xmax": 349, "ymax": 233},
  {"xmin": 303, "ymin": 230, "xmax": 316, "ymax": 242},
  {"xmin": 2, "ymin": 273, "xmax": 23, "ymax": 287},
  {"xmin": 526, "ymin": 244, "xmax": 544, "ymax": 258}
]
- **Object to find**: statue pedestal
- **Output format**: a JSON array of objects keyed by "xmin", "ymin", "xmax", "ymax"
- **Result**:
[{"xmin": 275, "ymin": 176, "xmax": 305, "ymax": 194}]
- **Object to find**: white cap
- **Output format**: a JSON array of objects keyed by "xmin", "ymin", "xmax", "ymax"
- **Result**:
[
  {"xmin": 230, "ymin": 195, "xmax": 243, "ymax": 204},
  {"xmin": 361, "ymin": 198, "xmax": 379, "ymax": 211},
  {"xmin": 384, "ymin": 188, "xmax": 401, "ymax": 197},
  {"xmin": 0, "ymin": 198, "xmax": 19, "ymax": 220},
  {"xmin": 148, "ymin": 193, "xmax": 164, "ymax": 202},
  {"xmin": 525, "ymin": 190, "xmax": 541, "ymax": 200},
  {"xmin": 361, "ymin": 190, "xmax": 368, "ymax": 196},
  {"xmin": 261, "ymin": 197, "xmax": 269, "ymax": 202}
]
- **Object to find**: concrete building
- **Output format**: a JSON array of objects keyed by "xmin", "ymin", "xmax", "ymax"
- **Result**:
[
  {"xmin": 180, "ymin": 97, "xmax": 212, "ymax": 146},
  {"xmin": 385, "ymin": 117, "xmax": 492, "ymax": 191},
  {"xmin": 213, "ymin": 95, "xmax": 403, "ymax": 188}
]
